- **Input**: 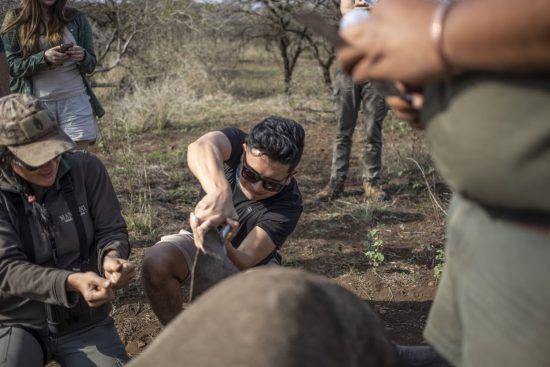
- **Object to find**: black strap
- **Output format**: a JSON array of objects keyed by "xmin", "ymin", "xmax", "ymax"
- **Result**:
[
  {"xmin": 7, "ymin": 193, "xmax": 36, "ymax": 263},
  {"xmin": 59, "ymin": 173, "xmax": 90, "ymax": 267}
]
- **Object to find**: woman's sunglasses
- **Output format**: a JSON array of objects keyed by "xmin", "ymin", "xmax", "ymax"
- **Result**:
[
  {"xmin": 241, "ymin": 154, "xmax": 288, "ymax": 193},
  {"xmin": 12, "ymin": 156, "xmax": 58, "ymax": 172}
]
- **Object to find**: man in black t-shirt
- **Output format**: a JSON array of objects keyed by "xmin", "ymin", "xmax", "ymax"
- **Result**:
[{"xmin": 142, "ymin": 116, "xmax": 305, "ymax": 325}]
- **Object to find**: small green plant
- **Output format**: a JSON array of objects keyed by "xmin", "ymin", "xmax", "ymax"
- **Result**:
[
  {"xmin": 364, "ymin": 227, "xmax": 385, "ymax": 267},
  {"xmin": 434, "ymin": 249, "xmax": 446, "ymax": 279}
]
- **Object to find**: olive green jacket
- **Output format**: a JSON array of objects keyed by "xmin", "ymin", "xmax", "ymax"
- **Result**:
[
  {"xmin": 0, "ymin": 152, "xmax": 130, "ymax": 331},
  {"xmin": 1, "ymin": 7, "xmax": 104, "ymax": 117}
]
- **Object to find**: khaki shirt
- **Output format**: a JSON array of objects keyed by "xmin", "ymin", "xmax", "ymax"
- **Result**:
[{"xmin": 422, "ymin": 73, "xmax": 550, "ymax": 212}]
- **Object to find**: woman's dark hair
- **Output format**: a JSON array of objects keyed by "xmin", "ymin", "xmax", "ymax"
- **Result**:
[
  {"xmin": 1, "ymin": 0, "xmax": 71, "ymax": 58},
  {"xmin": 245, "ymin": 116, "xmax": 305, "ymax": 173}
]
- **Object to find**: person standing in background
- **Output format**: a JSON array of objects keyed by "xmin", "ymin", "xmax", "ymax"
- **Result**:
[
  {"xmin": 316, "ymin": 0, "xmax": 389, "ymax": 202},
  {"xmin": 1, "ymin": 0, "xmax": 104, "ymax": 149}
]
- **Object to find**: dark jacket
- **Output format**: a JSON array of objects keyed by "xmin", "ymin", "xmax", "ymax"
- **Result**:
[
  {"xmin": 1, "ymin": 7, "xmax": 105, "ymax": 117},
  {"xmin": 0, "ymin": 152, "xmax": 129, "ymax": 331}
]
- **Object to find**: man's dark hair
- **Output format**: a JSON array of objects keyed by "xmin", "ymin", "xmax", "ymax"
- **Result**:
[{"xmin": 246, "ymin": 116, "xmax": 305, "ymax": 173}]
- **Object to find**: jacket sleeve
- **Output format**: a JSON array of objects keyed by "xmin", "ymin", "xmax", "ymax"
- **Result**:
[
  {"xmin": 1, "ymin": 11, "xmax": 51, "ymax": 79},
  {"xmin": 0, "ymin": 197, "xmax": 75, "ymax": 307},
  {"xmin": 75, "ymin": 13, "xmax": 97, "ymax": 75},
  {"xmin": 83, "ymin": 154, "xmax": 130, "ymax": 274}
]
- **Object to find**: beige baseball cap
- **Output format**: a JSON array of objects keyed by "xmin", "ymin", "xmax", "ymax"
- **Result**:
[{"xmin": 0, "ymin": 94, "xmax": 75, "ymax": 167}]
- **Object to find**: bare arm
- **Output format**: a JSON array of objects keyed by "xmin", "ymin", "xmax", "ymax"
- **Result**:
[
  {"xmin": 445, "ymin": 0, "xmax": 550, "ymax": 73},
  {"xmin": 0, "ymin": 53, "xmax": 9, "ymax": 97},
  {"xmin": 339, "ymin": 0, "xmax": 550, "ymax": 85},
  {"xmin": 187, "ymin": 131, "xmax": 237, "ymax": 226},
  {"xmin": 225, "ymin": 227, "xmax": 277, "ymax": 270}
]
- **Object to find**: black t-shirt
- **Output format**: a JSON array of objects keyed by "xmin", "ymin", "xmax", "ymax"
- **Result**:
[{"xmin": 220, "ymin": 127, "xmax": 303, "ymax": 264}]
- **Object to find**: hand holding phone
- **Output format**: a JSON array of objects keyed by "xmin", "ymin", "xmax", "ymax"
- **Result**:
[{"xmin": 59, "ymin": 43, "xmax": 74, "ymax": 53}]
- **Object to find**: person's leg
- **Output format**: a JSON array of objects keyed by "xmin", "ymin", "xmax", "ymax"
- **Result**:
[
  {"xmin": 317, "ymin": 69, "xmax": 362, "ymax": 201},
  {"xmin": 331, "ymin": 69, "xmax": 362, "ymax": 183},
  {"xmin": 360, "ymin": 82, "xmax": 388, "ymax": 200},
  {"xmin": 52, "ymin": 317, "xmax": 128, "ymax": 367},
  {"xmin": 0, "ymin": 326, "xmax": 46, "ymax": 367},
  {"xmin": 142, "ymin": 231, "xmax": 196, "ymax": 325},
  {"xmin": 129, "ymin": 268, "xmax": 399, "ymax": 367}
]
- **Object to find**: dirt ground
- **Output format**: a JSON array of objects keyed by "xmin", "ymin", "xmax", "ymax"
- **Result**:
[{"xmin": 98, "ymin": 105, "xmax": 451, "ymax": 357}]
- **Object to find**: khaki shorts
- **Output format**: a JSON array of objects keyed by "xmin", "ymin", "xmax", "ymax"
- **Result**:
[
  {"xmin": 424, "ymin": 195, "xmax": 550, "ymax": 367},
  {"xmin": 158, "ymin": 230, "xmax": 280, "ymax": 280}
]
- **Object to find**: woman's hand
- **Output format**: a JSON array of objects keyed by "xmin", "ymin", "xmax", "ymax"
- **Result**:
[
  {"xmin": 102, "ymin": 251, "xmax": 136, "ymax": 289},
  {"xmin": 65, "ymin": 45, "xmax": 85, "ymax": 62},
  {"xmin": 66, "ymin": 271, "xmax": 114, "ymax": 308},
  {"xmin": 44, "ymin": 46, "xmax": 69, "ymax": 65},
  {"xmin": 339, "ymin": 0, "xmax": 445, "ymax": 85}
]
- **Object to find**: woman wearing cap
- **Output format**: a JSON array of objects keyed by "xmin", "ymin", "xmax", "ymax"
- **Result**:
[
  {"xmin": 0, "ymin": 0, "xmax": 103, "ymax": 149},
  {"xmin": 0, "ymin": 94, "xmax": 133, "ymax": 366}
]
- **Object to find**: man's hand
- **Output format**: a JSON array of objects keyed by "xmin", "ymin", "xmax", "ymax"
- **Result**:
[
  {"xmin": 102, "ymin": 251, "xmax": 136, "ymax": 289},
  {"xmin": 190, "ymin": 213, "xmax": 238, "ymax": 253},
  {"xmin": 339, "ymin": 0, "xmax": 445, "ymax": 85},
  {"xmin": 385, "ymin": 82, "xmax": 424, "ymax": 126},
  {"xmin": 44, "ymin": 46, "xmax": 69, "ymax": 65},
  {"xmin": 65, "ymin": 45, "xmax": 85, "ymax": 62},
  {"xmin": 66, "ymin": 271, "xmax": 114, "ymax": 308},
  {"xmin": 193, "ymin": 188, "xmax": 238, "ymax": 228}
]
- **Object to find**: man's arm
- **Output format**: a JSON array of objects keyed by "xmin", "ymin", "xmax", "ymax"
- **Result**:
[
  {"xmin": 225, "ymin": 227, "xmax": 277, "ymax": 270},
  {"xmin": 187, "ymin": 131, "xmax": 237, "ymax": 226},
  {"xmin": 339, "ymin": 0, "xmax": 550, "ymax": 85},
  {"xmin": 340, "ymin": 0, "xmax": 355, "ymax": 16},
  {"xmin": 444, "ymin": 0, "xmax": 550, "ymax": 73}
]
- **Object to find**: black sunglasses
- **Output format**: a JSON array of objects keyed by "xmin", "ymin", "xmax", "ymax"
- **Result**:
[{"xmin": 241, "ymin": 154, "xmax": 288, "ymax": 192}]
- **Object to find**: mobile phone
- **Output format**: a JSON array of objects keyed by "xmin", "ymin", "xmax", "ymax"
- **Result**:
[{"xmin": 59, "ymin": 43, "xmax": 74, "ymax": 53}]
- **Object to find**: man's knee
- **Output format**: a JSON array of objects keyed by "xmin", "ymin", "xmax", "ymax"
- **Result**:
[{"xmin": 142, "ymin": 242, "xmax": 189, "ymax": 286}]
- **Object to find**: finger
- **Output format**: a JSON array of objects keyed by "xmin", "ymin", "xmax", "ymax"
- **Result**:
[
  {"xmin": 386, "ymin": 96, "xmax": 414, "ymax": 110},
  {"xmin": 88, "ymin": 289, "xmax": 115, "ymax": 307},
  {"xmin": 198, "ymin": 217, "xmax": 216, "ymax": 234},
  {"xmin": 88, "ymin": 274, "xmax": 112, "ymax": 290},
  {"xmin": 190, "ymin": 213, "xmax": 205, "ymax": 251},
  {"xmin": 411, "ymin": 93, "xmax": 424, "ymax": 110},
  {"xmin": 224, "ymin": 218, "xmax": 239, "ymax": 243},
  {"xmin": 103, "ymin": 257, "xmax": 123, "ymax": 273},
  {"xmin": 337, "ymin": 46, "xmax": 365, "ymax": 76},
  {"xmin": 190, "ymin": 212, "xmax": 200, "ymax": 231},
  {"xmin": 110, "ymin": 271, "xmax": 122, "ymax": 285}
]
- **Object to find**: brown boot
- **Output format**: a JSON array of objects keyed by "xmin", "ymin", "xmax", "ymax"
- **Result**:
[
  {"xmin": 363, "ymin": 181, "xmax": 388, "ymax": 202},
  {"xmin": 315, "ymin": 180, "xmax": 345, "ymax": 202}
]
